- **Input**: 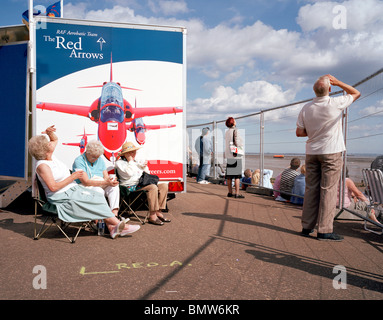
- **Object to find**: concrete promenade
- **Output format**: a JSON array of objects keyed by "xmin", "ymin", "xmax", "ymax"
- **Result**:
[{"xmin": 0, "ymin": 177, "xmax": 382, "ymax": 301}]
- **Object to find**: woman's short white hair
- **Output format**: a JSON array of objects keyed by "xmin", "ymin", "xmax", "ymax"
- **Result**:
[
  {"xmin": 28, "ymin": 135, "xmax": 49, "ymax": 160},
  {"xmin": 86, "ymin": 140, "xmax": 104, "ymax": 158}
]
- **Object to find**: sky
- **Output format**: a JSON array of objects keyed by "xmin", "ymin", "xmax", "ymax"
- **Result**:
[{"xmin": 1, "ymin": 0, "xmax": 383, "ymax": 154}]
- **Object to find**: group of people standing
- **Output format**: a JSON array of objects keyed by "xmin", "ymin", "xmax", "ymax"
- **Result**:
[{"xmin": 194, "ymin": 117, "xmax": 245, "ymax": 198}]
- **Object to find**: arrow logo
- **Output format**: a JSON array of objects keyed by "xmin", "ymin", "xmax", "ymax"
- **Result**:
[{"xmin": 97, "ymin": 37, "xmax": 106, "ymax": 51}]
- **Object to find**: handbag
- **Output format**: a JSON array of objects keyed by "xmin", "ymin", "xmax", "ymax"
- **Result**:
[
  {"xmin": 137, "ymin": 171, "xmax": 159, "ymax": 188},
  {"xmin": 230, "ymin": 129, "xmax": 244, "ymax": 157}
]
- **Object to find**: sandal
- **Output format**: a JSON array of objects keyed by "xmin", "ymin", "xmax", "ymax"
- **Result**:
[
  {"xmin": 148, "ymin": 218, "xmax": 164, "ymax": 226},
  {"xmin": 158, "ymin": 215, "xmax": 171, "ymax": 223}
]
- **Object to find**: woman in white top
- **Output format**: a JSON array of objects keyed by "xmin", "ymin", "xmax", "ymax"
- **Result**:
[
  {"xmin": 28, "ymin": 125, "xmax": 140, "ymax": 239},
  {"xmin": 224, "ymin": 117, "xmax": 245, "ymax": 198},
  {"xmin": 115, "ymin": 141, "xmax": 170, "ymax": 226}
]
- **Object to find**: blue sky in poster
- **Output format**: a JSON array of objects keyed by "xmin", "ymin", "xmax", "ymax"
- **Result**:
[{"xmin": 1, "ymin": 0, "xmax": 383, "ymax": 154}]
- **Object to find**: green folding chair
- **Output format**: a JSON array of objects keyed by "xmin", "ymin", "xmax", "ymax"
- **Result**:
[
  {"xmin": 33, "ymin": 174, "xmax": 95, "ymax": 243},
  {"xmin": 115, "ymin": 170, "xmax": 149, "ymax": 224}
]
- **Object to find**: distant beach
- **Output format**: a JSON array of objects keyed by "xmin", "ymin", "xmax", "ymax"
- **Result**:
[{"xmin": 242, "ymin": 154, "xmax": 375, "ymax": 184}]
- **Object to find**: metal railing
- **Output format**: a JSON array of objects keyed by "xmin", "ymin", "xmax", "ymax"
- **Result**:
[{"xmin": 187, "ymin": 68, "xmax": 383, "ymax": 215}]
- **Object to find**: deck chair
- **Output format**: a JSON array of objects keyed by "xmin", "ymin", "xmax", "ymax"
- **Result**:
[
  {"xmin": 115, "ymin": 170, "xmax": 149, "ymax": 224},
  {"xmin": 361, "ymin": 168, "xmax": 383, "ymax": 235},
  {"xmin": 33, "ymin": 175, "xmax": 95, "ymax": 243}
]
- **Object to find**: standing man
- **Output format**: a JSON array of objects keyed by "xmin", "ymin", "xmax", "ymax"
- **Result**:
[
  {"xmin": 296, "ymin": 74, "xmax": 360, "ymax": 241},
  {"xmin": 195, "ymin": 127, "xmax": 213, "ymax": 184}
]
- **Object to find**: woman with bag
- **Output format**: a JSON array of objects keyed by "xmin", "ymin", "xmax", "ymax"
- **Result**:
[
  {"xmin": 224, "ymin": 117, "xmax": 245, "ymax": 198},
  {"xmin": 115, "ymin": 141, "xmax": 170, "ymax": 225}
]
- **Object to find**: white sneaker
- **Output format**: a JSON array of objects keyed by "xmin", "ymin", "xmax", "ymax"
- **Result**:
[
  {"xmin": 120, "ymin": 224, "xmax": 141, "ymax": 236},
  {"xmin": 110, "ymin": 220, "xmax": 126, "ymax": 239},
  {"xmin": 198, "ymin": 180, "xmax": 210, "ymax": 184}
]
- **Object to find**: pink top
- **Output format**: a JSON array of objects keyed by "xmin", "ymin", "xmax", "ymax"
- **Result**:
[{"xmin": 337, "ymin": 178, "xmax": 351, "ymax": 207}]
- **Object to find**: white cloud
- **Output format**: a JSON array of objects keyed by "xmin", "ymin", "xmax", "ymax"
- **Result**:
[
  {"xmin": 187, "ymin": 21, "xmax": 301, "ymax": 78},
  {"xmin": 149, "ymin": 0, "xmax": 189, "ymax": 16},
  {"xmin": 297, "ymin": 0, "xmax": 383, "ymax": 32},
  {"xmin": 62, "ymin": 1, "xmax": 383, "ymax": 123},
  {"xmin": 187, "ymin": 80, "xmax": 295, "ymax": 121},
  {"xmin": 64, "ymin": 3, "xmax": 302, "ymax": 79},
  {"xmin": 64, "ymin": 3, "xmax": 138, "ymax": 22},
  {"xmin": 358, "ymin": 100, "xmax": 383, "ymax": 117}
]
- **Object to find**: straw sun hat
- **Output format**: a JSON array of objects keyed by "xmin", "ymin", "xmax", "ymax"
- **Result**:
[{"xmin": 118, "ymin": 141, "xmax": 141, "ymax": 156}]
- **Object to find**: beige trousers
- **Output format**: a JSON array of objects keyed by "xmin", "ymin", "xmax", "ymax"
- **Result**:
[
  {"xmin": 141, "ymin": 183, "xmax": 168, "ymax": 212},
  {"xmin": 301, "ymin": 152, "xmax": 343, "ymax": 234}
]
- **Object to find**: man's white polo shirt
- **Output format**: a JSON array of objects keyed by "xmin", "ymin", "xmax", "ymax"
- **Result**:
[{"xmin": 296, "ymin": 94, "xmax": 354, "ymax": 155}]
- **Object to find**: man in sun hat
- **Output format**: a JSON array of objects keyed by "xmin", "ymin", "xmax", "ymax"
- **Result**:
[{"xmin": 115, "ymin": 141, "xmax": 170, "ymax": 226}]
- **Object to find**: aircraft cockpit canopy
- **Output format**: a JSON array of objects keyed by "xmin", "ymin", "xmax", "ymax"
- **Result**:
[
  {"xmin": 101, "ymin": 82, "xmax": 124, "ymax": 108},
  {"xmin": 100, "ymin": 105, "xmax": 124, "ymax": 123},
  {"xmin": 134, "ymin": 118, "xmax": 145, "ymax": 133}
]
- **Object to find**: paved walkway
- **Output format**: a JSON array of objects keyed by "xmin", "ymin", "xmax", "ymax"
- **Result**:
[{"xmin": 0, "ymin": 177, "xmax": 382, "ymax": 301}]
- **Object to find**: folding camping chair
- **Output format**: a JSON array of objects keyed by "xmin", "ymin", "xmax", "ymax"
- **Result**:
[
  {"xmin": 115, "ymin": 170, "xmax": 149, "ymax": 224},
  {"xmin": 361, "ymin": 168, "xmax": 383, "ymax": 235},
  {"xmin": 33, "ymin": 175, "xmax": 95, "ymax": 243}
]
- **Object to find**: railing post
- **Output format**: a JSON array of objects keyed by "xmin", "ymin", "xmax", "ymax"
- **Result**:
[
  {"xmin": 259, "ymin": 112, "xmax": 265, "ymax": 186},
  {"xmin": 213, "ymin": 121, "xmax": 217, "ymax": 179}
]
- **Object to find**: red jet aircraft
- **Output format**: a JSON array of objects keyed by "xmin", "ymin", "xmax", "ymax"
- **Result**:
[
  {"xmin": 128, "ymin": 117, "xmax": 176, "ymax": 145},
  {"xmin": 37, "ymin": 58, "xmax": 183, "ymax": 161},
  {"xmin": 62, "ymin": 128, "xmax": 95, "ymax": 154},
  {"xmin": 126, "ymin": 99, "xmax": 177, "ymax": 145}
]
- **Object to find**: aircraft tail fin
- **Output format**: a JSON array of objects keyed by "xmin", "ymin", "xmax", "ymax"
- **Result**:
[{"xmin": 78, "ymin": 52, "xmax": 141, "ymax": 91}]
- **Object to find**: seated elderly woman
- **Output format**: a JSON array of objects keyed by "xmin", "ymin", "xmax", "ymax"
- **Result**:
[
  {"xmin": 115, "ymin": 141, "xmax": 170, "ymax": 226},
  {"xmin": 72, "ymin": 140, "xmax": 120, "ymax": 217},
  {"xmin": 28, "ymin": 125, "xmax": 140, "ymax": 239}
]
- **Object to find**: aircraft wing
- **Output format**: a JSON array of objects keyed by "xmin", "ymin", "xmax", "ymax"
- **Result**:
[
  {"xmin": 37, "ymin": 102, "xmax": 90, "ymax": 117},
  {"xmin": 145, "ymin": 124, "xmax": 176, "ymax": 130},
  {"xmin": 133, "ymin": 107, "xmax": 183, "ymax": 119},
  {"xmin": 62, "ymin": 142, "xmax": 81, "ymax": 146}
]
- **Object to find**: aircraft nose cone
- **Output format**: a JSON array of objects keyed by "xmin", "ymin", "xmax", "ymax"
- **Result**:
[{"xmin": 136, "ymin": 132, "xmax": 145, "ymax": 145}]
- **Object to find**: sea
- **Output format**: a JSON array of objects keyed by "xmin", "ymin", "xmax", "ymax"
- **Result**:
[{"xmin": 241, "ymin": 153, "xmax": 377, "ymax": 184}]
